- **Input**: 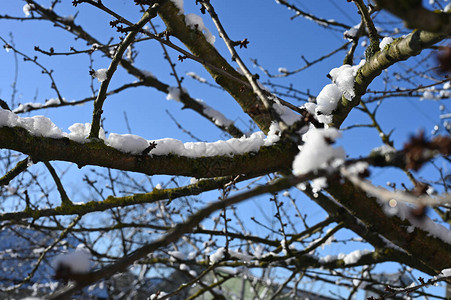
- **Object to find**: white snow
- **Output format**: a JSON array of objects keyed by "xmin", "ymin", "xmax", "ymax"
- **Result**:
[
  {"xmin": 149, "ymin": 291, "xmax": 169, "ymax": 300},
  {"xmin": 168, "ymin": 250, "xmax": 185, "ymax": 260},
  {"xmin": 310, "ymin": 177, "xmax": 328, "ymax": 192},
  {"xmin": 90, "ymin": 43, "xmax": 100, "ymax": 51},
  {"xmin": 186, "ymin": 72, "xmax": 207, "ymax": 83},
  {"xmin": 51, "ymin": 244, "xmax": 91, "ymax": 274},
  {"xmin": 265, "ymin": 122, "xmax": 281, "ymax": 146},
  {"xmin": 141, "ymin": 69, "xmax": 155, "ymax": 79},
  {"xmin": 13, "ymin": 102, "xmax": 43, "ymax": 113},
  {"xmin": 63, "ymin": 15, "xmax": 75, "ymax": 22},
  {"xmin": 379, "ymin": 37, "xmax": 394, "ymax": 50},
  {"xmin": 170, "ymin": 0, "xmax": 184, "ymax": 14},
  {"xmin": 68, "ymin": 123, "xmax": 106, "ymax": 143},
  {"xmin": 94, "ymin": 68, "xmax": 108, "ymax": 82},
  {"xmin": 166, "ymin": 86, "xmax": 184, "ymax": 102},
  {"xmin": 345, "ymin": 161, "xmax": 369, "ymax": 176},
  {"xmin": 187, "ymin": 251, "xmax": 197, "ymax": 260},
  {"xmin": 328, "ymin": 60, "xmax": 365, "ymax": 100},
  {"xmin": 381, "ymin": 199, "xmax": 451, "ymax": 244},
  {"xmin": 439, "ymin": 268, "xmax": 451, "ymax": 278},
  {"xmin": 273, "ymin": 100, "xmax": 302, "ymax": 125},
  {"xmin": 302, "ymin": 60, "xmax": 365, "ymax": 125},
  {"xmin": 185, "ymin": 14, "xmax": 216, "ymax": 45},
  {"xmin": 343, "ymin": 249, "xmax": 370, "ymax": 264},
  {"xmin": 12, "ymin": 98, "xmax": 65, "ymax": 113},
  {"xmin": 278, "ymin": 67, "xmax": 289, "ymax": 73},
  {"xmin": 23, "ymin": 4, "xmax": 34, "ymax": 17},
  {"xmin": 146, "ymin": 130, "xmax": 278, "ymax": 157},
  {"xmin": 45, "ymin": 98, "xmax": 61, "ymax": 106},
  {"xmin": 0, "ymin": 108, "xmax": 280, "ymax": 158},
  {"xmin": 439, "ymin": 90, "xmax": 451, "ymax": 98},
  {"xmin": 343, "ymin": 24, "xmax": 360, "ymax": 41},
  {"xmin": 209, "ymin": 247, "xmax": 225, "ymax": 263},
  {"xmin": 292, "ymin": 128, "xmax": 345, "ymax": 175},
  {"xmin": 228, "ymin": 250, "xmax": 252, "ymax": 263},
  {"xmin": 6, "ymin": 185, "xmax": 17, "ymax": 195},
  {"xmin": 167, "ymin": 89, "xmax": 234, "ymax": 127},
  {"xmin": 108, "ymin": 133, "xmax": 150, "ymax": 155},
  {"xmin": 421, "ymin": 90, "xmax": 435, "ymax": 100},
  {"xmin": 315, "ymin": 84, "xmax": 342, "ymax": 118},
  {"xmin": 319, "ymin": 253, "xmax": 343, "ymax": 263},
  {"xmin": 319, "ymin": 249, "xmax": 370, "ymax": 265},
  {"xmin": 371, "ymin": 144, "xmax": 396, "ymax": 156},
  {"xmin": 196, "ymin": 99, "xmax": 233, "ymax": 127},
  {"xmin": 0, "ymin": 110, "xmax": 63, "ymax": 138}
]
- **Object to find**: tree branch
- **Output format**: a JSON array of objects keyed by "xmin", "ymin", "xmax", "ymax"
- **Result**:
[
  {"xmin": 376, "ymin": 0, "xmax": 451, "ymax": 34},
  {"xmin": 331, "ymin": 29, "xmax": 448, "ymax": 128},
  {"xmin": 0, "ymin": 127, "xmax": 297, "ymax": 179}
]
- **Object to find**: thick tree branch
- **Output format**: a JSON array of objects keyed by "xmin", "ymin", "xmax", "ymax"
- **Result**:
[
  {"xmin": 331, "ymin": 29, "xmax": 448, "ymax": 128},
  {"xmin": 302, "ymin": 187, "xmax": 436, "ymax": 275},
  {"xmin": 326, "ymin": 178, "xmax": 451, "ymax": 273},
  {"xmin": 0, "ymin": 126, "xmax": 297, "ymax": 178},
  {"xmin": 376, "ymin": 0, "xmax": 451, "ymax": 34}
]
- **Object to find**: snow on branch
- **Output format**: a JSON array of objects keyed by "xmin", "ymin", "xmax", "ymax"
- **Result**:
[{"xmin": 0, "ymin": 109, "xmax": 278, "ymax": 157}]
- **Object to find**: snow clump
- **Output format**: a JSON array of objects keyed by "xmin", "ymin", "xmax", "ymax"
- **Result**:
[
  {"xmin": 379, "ymin": 37, "xmax": 394, "ymax": 50},
  {"xmin": 149, "ymin": 291, "xmax": 169, "ymax": 300},
  {"xmin": 23, "ymin": 4, "xmax": 34, "ymax": 17},
  {"xmin": 94, "ymin": 68, "xmax": 108, "ymax": 82},
  {"xmin": 328, "ymin": 60, "xmax": 365, "ymax": 100},
  {"xmin": 108, "ymin": 133, "xmax": 150, "ymax": 155},
  {"xmin": 51, "ymin": 244, "xmax": 91, "ymax": 274},
  {"xmin": 186, "ymin": 71, "xmax": 207, "ymax": 83},
  {"xmin": 170, "ymin": 0, "xmax": 184, "ymax": 14},
  {"xmin": 278, "ymin": 67, "xmax": 289, "ymax": 74},
  {"xmin": 68, "ymin": 123, "xmax": 106, "ymax": 143},
  {"xmin": 302, "ymin": 60, "xmax": 365, "ymax": 125},
  {"xmin": 209, "ymin": 247, "xmax": 225, "ymax": 264},
  {"xmin": 344, "ymin": 24, "xmax": 360, "ymax": 41},
  {"xmin": 185, "ymin": 14, "xmax": 216, "ymax": 45},
  {"xmin": 292, "ymin": 128, "xmax": 345, "ymax": 176},
  {"xmin": 343, "ymin": 249, "xmax": 371, "ymax": 264},
  {"xmin": 0, "ymin": 110, "xmax": 63, "ymax": 138},
  {"xmin": 166, "ymin": 86, "xmax": 186, "ymax": 102},
  {"xmin": 196, "ymin": 99, "xmax": 233, "ymax": 127}
]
